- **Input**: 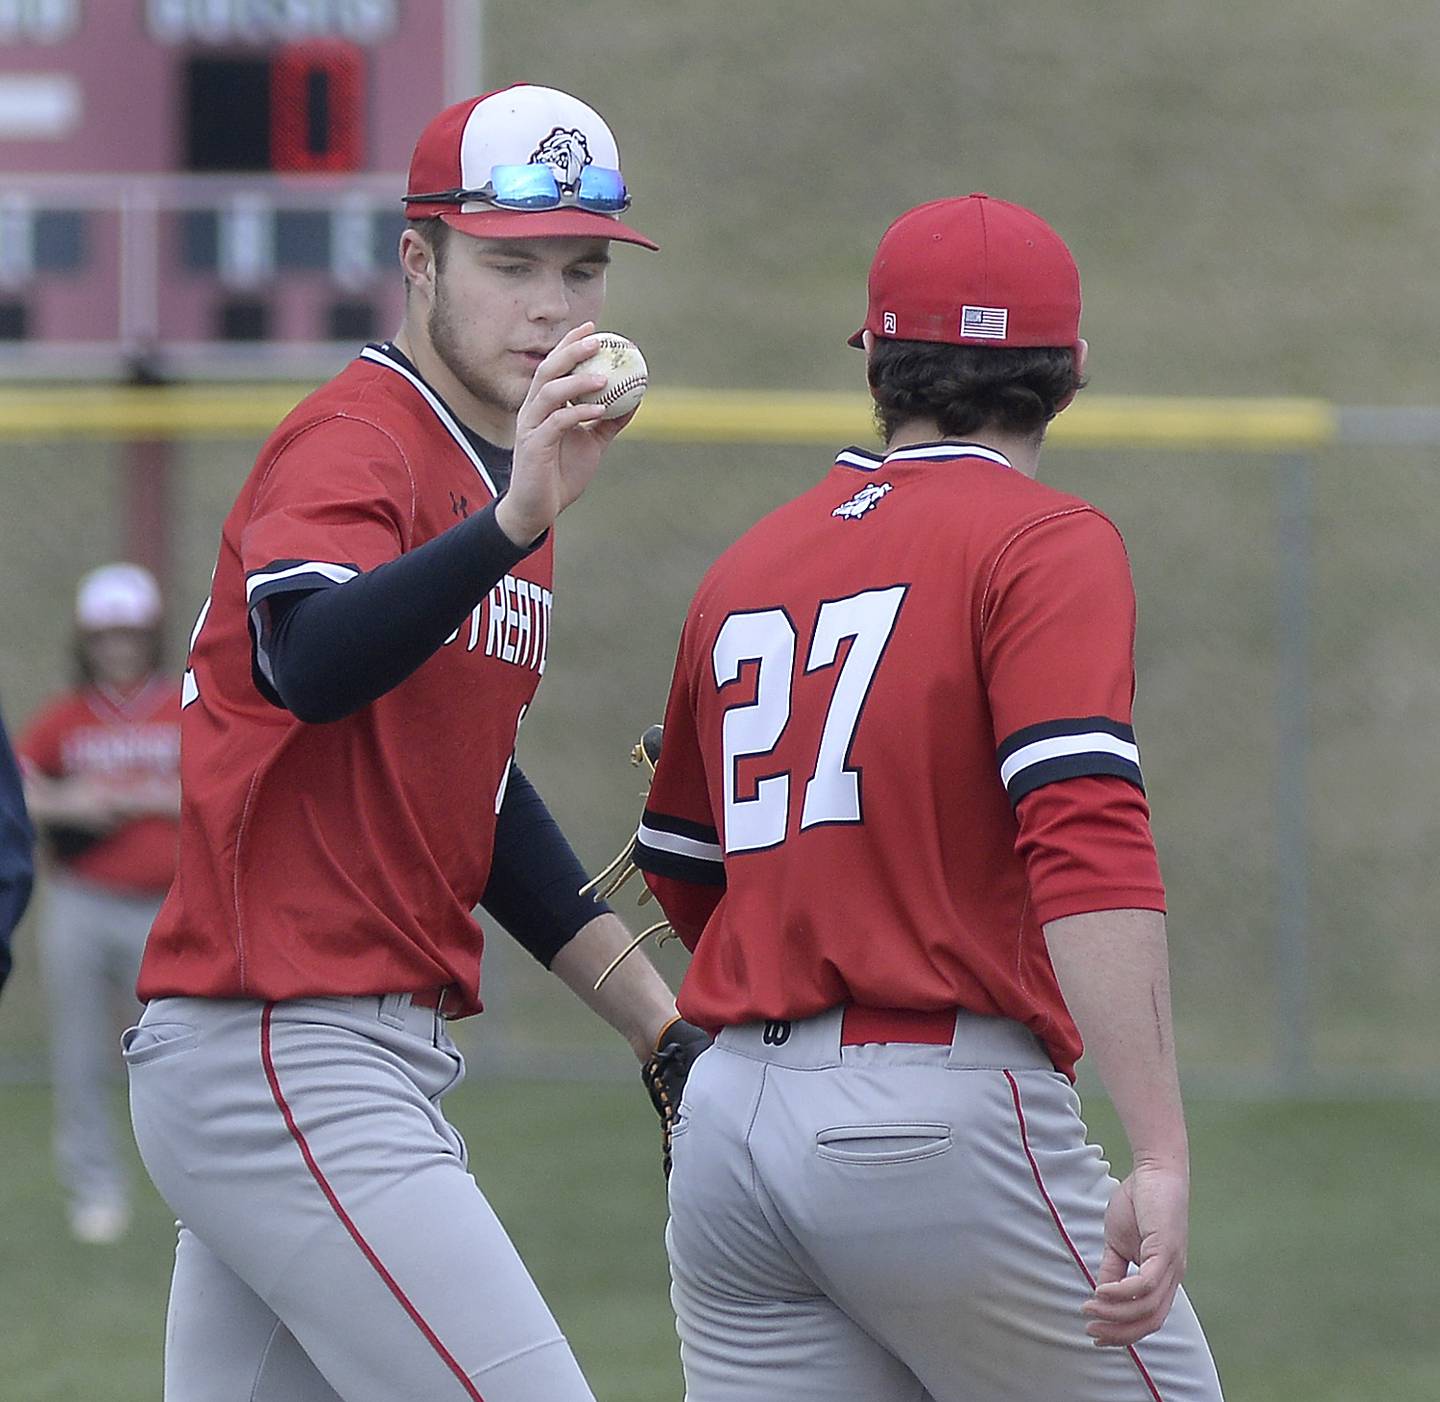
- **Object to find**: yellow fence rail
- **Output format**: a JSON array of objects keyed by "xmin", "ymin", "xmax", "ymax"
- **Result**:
[{"xmin": 0, "ymin": 384, "xmax": 1341, "ymax": 450}]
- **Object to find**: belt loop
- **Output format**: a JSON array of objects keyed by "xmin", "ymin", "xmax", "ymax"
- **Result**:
[
  {"xmin": 378, "ymin": 992, "xmax": 408, "ymax": 1029},
  {"xmin": 945, "ymin": 1010, "xmax": 966, "ymax": 1068},
  {"xmin": 942, "ymin": 1008, "xmax": 1053, "ymax": 1070},
  {"xmin": 715, "ymin": 1008, "xmax": 844, "ymax": 1068}
]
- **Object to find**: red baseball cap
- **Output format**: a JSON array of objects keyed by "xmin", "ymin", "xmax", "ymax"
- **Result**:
[
  {"xmin": 848, "ymin": 193, "xmax": 1079, "ymax": 350},
  {"xmin": 404, "ymin": 84, "xmax": 658, "ymax": 250}
]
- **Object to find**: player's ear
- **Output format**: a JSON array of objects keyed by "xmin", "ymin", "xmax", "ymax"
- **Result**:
[
  {"xmin": 399, "ymin": 228, "xmax": 438, "ymax": 301},
  {"xmin": 1054, "ymin": 339, "xmax": 1088, "ymax": 416}
]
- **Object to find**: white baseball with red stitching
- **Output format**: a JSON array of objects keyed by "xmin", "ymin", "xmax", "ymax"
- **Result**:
[{"xmin": 574, "ymin": 333, "xmax": 648, "ymax": 420}]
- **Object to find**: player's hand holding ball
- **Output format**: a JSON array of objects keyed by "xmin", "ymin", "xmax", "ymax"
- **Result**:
[
  {"xmin": 570, "ymin": 333, "xmax": 648, "ymax": 420},
  {"xmin": 499, "ymin": 322, "xmax": 646, "ymax": 549}
]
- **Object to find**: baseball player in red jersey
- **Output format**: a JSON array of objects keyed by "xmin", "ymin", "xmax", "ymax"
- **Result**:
[
  {"xmin": 634, "ymin": 195, "xmax": 1225, "ymax": 1400},
  {"xmin": 124, "ymin": 85, "xmax": 696, "ymax": 1402},
  {"xmin": 18, "ymin": 563, "xmax": 180, "ymax": 1245}
]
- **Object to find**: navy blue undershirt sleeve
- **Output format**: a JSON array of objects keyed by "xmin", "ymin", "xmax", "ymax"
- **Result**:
[
  {"xmin": 257, "ymin": 501, "xmax": 544, "ymax": 723},
  {"xmin": 0, "ymin": 708, "xmax": 36, "ymax": 996},
  {"xmin": 482, "ymin": 764, "xmax": 612, "ymax": 967}
]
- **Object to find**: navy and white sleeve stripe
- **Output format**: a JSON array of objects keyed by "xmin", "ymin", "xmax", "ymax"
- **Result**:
[
  {"xmin": 245, "ymin": 560, "xmax": 360, "ymax": 701},
  {"xmin": 633, "ymin": 808, "xmax": 726, "ymax": 887},
  {"xmin": 245, "ymin": 559, "xmax": 360, "ymax": 607},
  {"xmin": 996, "ymin": 716, "xmax": 1144, "ymax": 806}
]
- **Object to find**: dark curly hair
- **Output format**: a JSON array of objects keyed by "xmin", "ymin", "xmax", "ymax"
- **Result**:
[{"xmin": 867, "ymin": 339, "xmax": 1084, "ymax": 443}]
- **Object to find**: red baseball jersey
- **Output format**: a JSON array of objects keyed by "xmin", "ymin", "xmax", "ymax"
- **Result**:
[
  {"xmin": 138, "ymin": 347, "xmax": 553, "ymax": 1013},
  {"xmin": 636, "ymin": 442, "xmax": 1165, "ymax": 1077},
  {"xmin": 18, "ymin": 678, "xmax": 181, "ymax": 893}
]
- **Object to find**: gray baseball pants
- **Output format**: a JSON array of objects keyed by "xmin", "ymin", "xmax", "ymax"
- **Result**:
[
  {"xmin": 124, "ymin": 993, "xmax": 595, "ymax": 1402},
  {"xmin": 40, "ymin": 872, "xmax": 158, "ymax": 1215},
  {"xmin": 667, "ymin": 1008, "xmax": 1225, "ymax": 1402}
]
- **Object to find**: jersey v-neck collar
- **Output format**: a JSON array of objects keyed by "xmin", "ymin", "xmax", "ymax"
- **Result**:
[
  {"xmin": 84, "ymin": 675, "xmax": 168, "ymax": 723},
  {"xmin": 358, "ymin": 342, "xmax": 514, "ymax": 497},
  {"xmin": 835, "ymin": 441, "xmax": 1014, "ymax": 473}
]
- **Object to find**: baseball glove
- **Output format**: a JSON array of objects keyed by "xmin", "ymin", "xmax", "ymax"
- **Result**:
[
  {"xmin": 584, "ymin": 724, "xmax": 679, "ymax": 992},
  {"xmin": 581, "ymin": 723, "xmax": 663, "ymax": 906},
  {"xmin": 641, "ymin": 1014, "xmax": 711, "ymax": 1179}
]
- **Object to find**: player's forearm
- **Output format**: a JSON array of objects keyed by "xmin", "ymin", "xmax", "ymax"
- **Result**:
[
  {"xmin": 261, "ymin": 503, "xmax": 539, "ymax": 723},
  {"xmin": 547, "ymin": 911, "xmax": 679, "ymax": 1061},
  {"xmin": 481, "ymin": 765, "xmax": 615, "ymax": 965},
  {"xmin": 1043, "ymin": 908, "xmax": 1189, "ymax": 1168},
  {"xmin": 110, "ymin": 777, "xmax": 182, "ymax": 819},
  {"xmin": 20, "ymin": 775, "xmax": 113, "ymax": 829}
]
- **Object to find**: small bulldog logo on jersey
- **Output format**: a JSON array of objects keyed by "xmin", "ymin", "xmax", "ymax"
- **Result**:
[{"xmin": 832, "ymin": 481, "xmax": 893, "ymax": 520}]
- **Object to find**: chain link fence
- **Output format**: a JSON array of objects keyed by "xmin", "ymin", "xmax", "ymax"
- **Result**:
[{"xmin": 1, "ymin": 392, "xmax": 1437, "ymax": 1096}]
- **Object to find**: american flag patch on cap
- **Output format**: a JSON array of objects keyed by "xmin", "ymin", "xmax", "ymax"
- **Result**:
[{"xmin": 961, "ymin": 305, "xmax": 1008, "ymax": 339}]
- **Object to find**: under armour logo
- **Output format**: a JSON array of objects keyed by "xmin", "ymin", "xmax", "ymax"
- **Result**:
[
  {"xmin": 761, "ymin": 1020, "xmax": 791, "ymax": 1046},
  {"xmin": 450, "ymin": 492, "xmax": 470, "ymax": 518}
]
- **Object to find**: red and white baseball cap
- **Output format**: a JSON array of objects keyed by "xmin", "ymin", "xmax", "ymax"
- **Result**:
[
  {"xmin": 849, "ymin": 193, "xmax": 1080, "ymax": 351},
  {"xmin": 403, "ymin": 84, "xmax": 658, "ymax": 250},
  {"xmin": 75, "ymin": 563, "xmax": 162, "ymax": 631}
]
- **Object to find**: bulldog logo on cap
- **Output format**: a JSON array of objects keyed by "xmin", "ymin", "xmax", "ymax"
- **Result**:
[{"xmin": 531, "ymin": 127, "xmax": 592, "ymax": 194}]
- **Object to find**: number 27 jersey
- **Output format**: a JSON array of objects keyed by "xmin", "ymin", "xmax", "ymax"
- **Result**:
[{"xmin": 636, "ymin": 442, "xmax": 1165, "ymax": 1077}]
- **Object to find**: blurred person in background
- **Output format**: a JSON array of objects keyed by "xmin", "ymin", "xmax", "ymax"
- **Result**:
[
  {"xmin": 0, "ymin": 703, "xmax": 35, "ymax": 999},
  {"xmin": 16, "ymin": 562, "xmax": 181, "ymax": 1245}
]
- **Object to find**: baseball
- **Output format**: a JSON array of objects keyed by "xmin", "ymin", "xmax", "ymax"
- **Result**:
[{"xmin": 573, "ymin": 333, "xmax": 649, "ymax": 420}]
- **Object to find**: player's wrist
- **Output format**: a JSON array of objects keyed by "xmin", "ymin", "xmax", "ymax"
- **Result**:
[
  {"xmin": 1130, "ymin": 1148, "xmax": 1190, "ymax": 1176},
  {"xmin": 493, "ymin": 494, "xmax": 550, "ymax": 550}
]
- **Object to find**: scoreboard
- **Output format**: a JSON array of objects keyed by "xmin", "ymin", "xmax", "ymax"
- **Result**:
[{"xmin": 0, "ymin": 0, "xmax": 479, "ymax": 377}]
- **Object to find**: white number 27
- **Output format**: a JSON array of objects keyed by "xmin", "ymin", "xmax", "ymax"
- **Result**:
[{"xmin": 712, "ymin": 585, "xmax": 906, "ymax": 854}]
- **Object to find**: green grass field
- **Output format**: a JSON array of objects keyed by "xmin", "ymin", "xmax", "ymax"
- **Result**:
[{"xmin": 1, "ymin": 1079, "xmax": 1436, "ymax": 1401}]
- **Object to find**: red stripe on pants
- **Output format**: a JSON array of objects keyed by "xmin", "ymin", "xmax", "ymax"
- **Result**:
[
  {"xmin": 1005, "ymin": 1069, "xmax": 1165, "ymax": 1402},
  {"xmin": 260, "ymin": 1001, "xmax": 486, "ymax": 1400}
]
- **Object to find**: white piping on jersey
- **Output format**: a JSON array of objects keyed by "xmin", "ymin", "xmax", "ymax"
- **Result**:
[
  {"xmin": 998, "ymin": 731, "xmax": 1141, "ymax": 789},
  {"xmin": 245, "ymin": 561, "xmax": 359, "ymax": 601},
  {"xmin": 359, "ymin": 346, "xmax": 500, "ymax": 498},
  {"xmin": 836, "ymin": 443, "xmax": 1014, "ymax": 473},
  {"xmin": 836, "ymin": 449, "xmax": 885, "ymax": 471},
  {"xmin": 635, "ymin": 820, "xmax": 724, "ymax": 865},
  {"xmin": 889, "ymin": 443, "xmax": 1012, "ymax": 468}
]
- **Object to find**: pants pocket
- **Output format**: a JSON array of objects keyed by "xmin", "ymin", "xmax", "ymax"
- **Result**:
[
  {"xmin": 815, "ymin": 1121, "xmax": 952, "ymax": 1164},
  {"xmin": 121, "ymin": 1022, "xmax": 199, "ymax": 1066}
]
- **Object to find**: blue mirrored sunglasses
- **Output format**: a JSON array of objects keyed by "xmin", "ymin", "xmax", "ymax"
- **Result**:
[{"xmin": 405, "ymin": 163, "xmax": 630, "ymax": 214}]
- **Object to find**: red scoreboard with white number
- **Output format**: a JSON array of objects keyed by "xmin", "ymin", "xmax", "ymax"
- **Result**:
[{"xmin": 0, "ymin": 0, "xmax": 479, "ymax": 377}]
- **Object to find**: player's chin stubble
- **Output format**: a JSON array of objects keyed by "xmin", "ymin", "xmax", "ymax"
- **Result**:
[{"xmin": 427, "ymin": 286, "xmax": 525, "ymax": 420}]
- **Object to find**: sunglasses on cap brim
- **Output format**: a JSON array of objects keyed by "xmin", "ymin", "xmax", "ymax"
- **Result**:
[{"xmin": 404, "ymin": 164, "xmax": 630, "ymax": 214}]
